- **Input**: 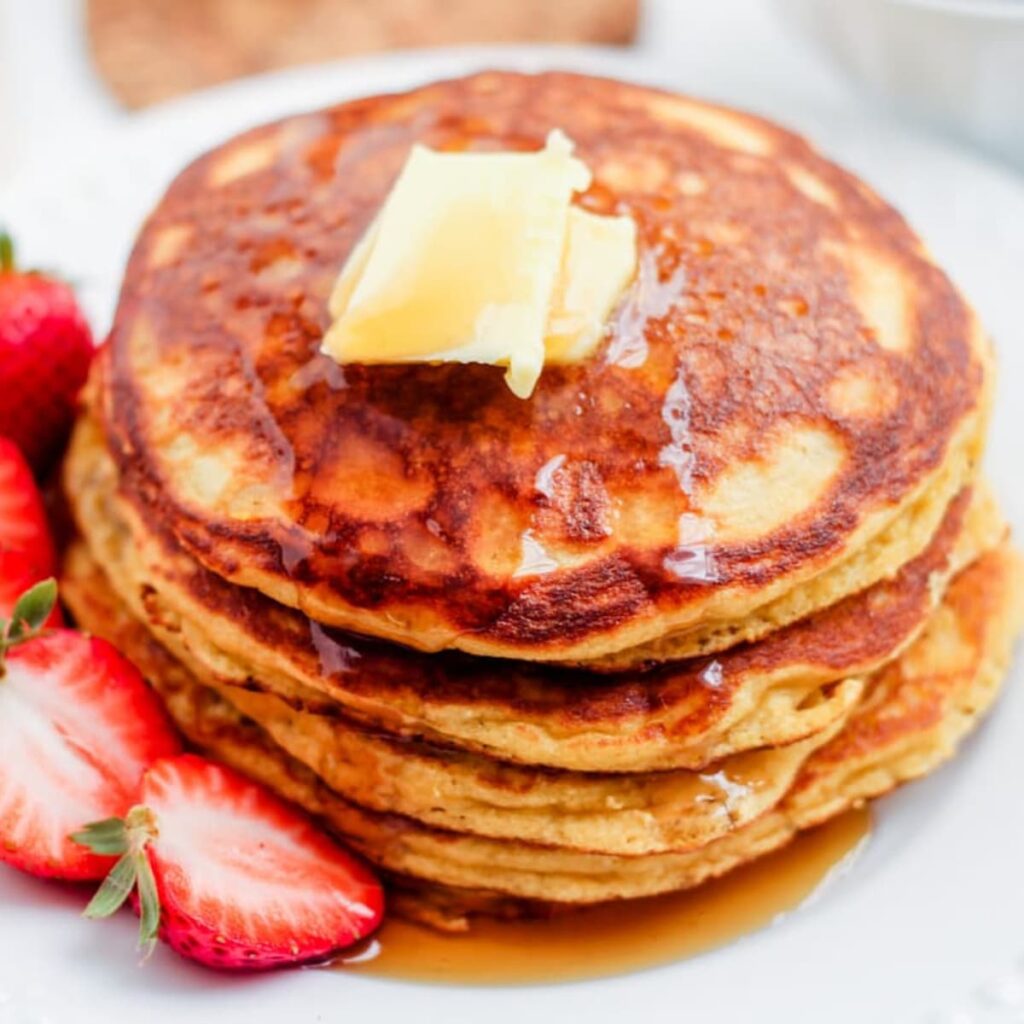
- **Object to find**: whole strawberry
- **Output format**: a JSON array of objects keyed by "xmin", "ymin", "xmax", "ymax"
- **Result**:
[{"xmin": 0, "ymin": 231, "xmax": 94, "ymax": 477}]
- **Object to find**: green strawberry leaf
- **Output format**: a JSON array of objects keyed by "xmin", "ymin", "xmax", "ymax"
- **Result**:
[
  {"xmin": 77, "ymin": 805, "xmax": 162, "ymax": 957},
  {"xmin": 0, "ymin": 579, "xmax": 58, "ymax": 672},
  {"xmin": 12, "ymin": 579, "xmax": 57, "ymax": 632},
  {"xmin": 82, "ymin": 851, "xmax": 139, "ymax": 921},
  {"xmin": 0, "ymin": 230, "xmax": 13, "ymax": 273},
  {"xmin": 70, "ymin": 817, "xmax": 129, "ymax": 856},
  {"xmin": 135, "ymin": 852, "xmax": 161, "ymax": 955}
]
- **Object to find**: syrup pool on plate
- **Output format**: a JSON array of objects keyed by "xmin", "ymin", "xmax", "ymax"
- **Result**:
[{"xmin": 332, "ymin": 808, "xmax": 870, "ymax": 986}]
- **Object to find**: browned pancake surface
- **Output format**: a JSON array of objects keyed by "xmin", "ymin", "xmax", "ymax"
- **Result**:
[
  {"xmin": 67, "ymin": 411, "xmax": 995, "ymax": 771},
  {"xmin": 103, "ymin": 71, "xmax": 988, "ymax": 660}
]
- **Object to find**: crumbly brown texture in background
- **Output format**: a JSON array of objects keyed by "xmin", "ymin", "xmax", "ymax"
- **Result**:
[{"xmin": 87, "ymin": 0, "xmax": 640, "ymax": 108}]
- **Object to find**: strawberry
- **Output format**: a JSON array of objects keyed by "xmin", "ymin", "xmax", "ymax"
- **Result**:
[
  {"xmin": 0, "ymin": 231, "xmax": 94, "ymax": 477},
  {"xmin": 74, "ymin": 754, "xmax": 384, "ymax": 970},
  {"xmin": 0, "ymin": 437, "xmax": 56, "ymax": 574},
  {"xmin": 0, "ymin": 581, "xmax": 180, "ymax": 880},
  {"xmin": 0, "ymin": 438, "xmax": 61, "ymax": 625}
]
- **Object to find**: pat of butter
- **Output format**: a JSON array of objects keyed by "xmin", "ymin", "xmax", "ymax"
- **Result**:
[
  {"xmin": 546, "ymin": 207, "xmax": 637, "ymax": 365},
  {"xmin": 321, "ymin": 130, "xmax": 636, "ymax": 398}
]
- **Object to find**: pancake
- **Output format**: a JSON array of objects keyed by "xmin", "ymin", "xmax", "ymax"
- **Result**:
[
  {"xmin": 61, "ymin": 537, "xmax": 1024, "ymax": 908},
  {"xmin": 67, "ymin": 415, "xmax": 1001, "ymax": 774},
  {"xmin": 97, "ymin": 70, "xmax": 992, "ymax": 664},
  {"xmin": 64, "ymin": 538, "xmax": 843, "ymax": 856}
]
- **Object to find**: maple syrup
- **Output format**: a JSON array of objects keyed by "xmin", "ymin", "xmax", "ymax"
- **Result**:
[{"xmin": 334, "ymin": 808, "xmax": 870, "ymax": 986}]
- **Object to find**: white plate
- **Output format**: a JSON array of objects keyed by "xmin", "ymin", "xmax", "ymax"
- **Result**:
[{"xmin": 1, "ymin": 42, "xmax": 1023, "ymax": 1024}]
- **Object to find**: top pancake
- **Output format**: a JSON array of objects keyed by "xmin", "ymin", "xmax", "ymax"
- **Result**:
[{"xmin": 101, "ymin": 70, "xmax": 991, "ymax": 662}]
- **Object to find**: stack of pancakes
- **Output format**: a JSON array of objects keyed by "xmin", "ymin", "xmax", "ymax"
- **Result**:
[{"xmin": 61, "ymin": 72, "xmax": 1023, "ymax": 928}]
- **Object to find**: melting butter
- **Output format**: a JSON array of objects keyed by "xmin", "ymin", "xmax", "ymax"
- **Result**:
[
  {"xmin": 546, "ymin": 208, "xmax": 637, "ymax": 365},
  {"xmin": 321, "ymin": 130, "xmax": 636, "ymax": 398}
]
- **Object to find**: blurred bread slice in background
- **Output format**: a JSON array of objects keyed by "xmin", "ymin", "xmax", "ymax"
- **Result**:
[{"xmin": 87, "ymin": 0, "xmax": 640, "ymax": 108}]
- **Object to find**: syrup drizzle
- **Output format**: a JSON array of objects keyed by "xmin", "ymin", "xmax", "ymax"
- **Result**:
[
  {"xmin": 699, "ymin": 660, "xmax": 725, "ymax": 689},
  {"xmin": 663, "ymin": 543, "xmax": 717, "ymax": 582},
  {"xmin": 697, "ymin": 769, "xmax": 754, "ymax": 817},
  {"xmin": 658, "ymin": 371, "xmax": 719, "ymax": 583},
  {"xmin": 658, "ymin": 365, "xmax": 697, "ymax": 493},
  {"xmin": 513, "ymin": 529, "xmax": 560, "ymax": 578},
  {"xmin": 534, "ymin": 454, "xmax": 567, "ymax": 499},
  {"xmin": 606, "ymin": 250, "xmax": 687, "ymax": 369},
  {"xmin": 288, "ymin": 356, "xmax": 349, "ymax": 392},
  {"xmin": 331, "ymin": 809, "xmax": 870, "ymax": 987},
  {"xmin": 310, "ymin": 622, "xmax": 362, "ymax": 675}
]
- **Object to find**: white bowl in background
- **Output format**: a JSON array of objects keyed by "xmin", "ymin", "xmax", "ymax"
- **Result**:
[{"xmin": 776, "ymin": 0, "xmax": 1024, "ymax": 169}]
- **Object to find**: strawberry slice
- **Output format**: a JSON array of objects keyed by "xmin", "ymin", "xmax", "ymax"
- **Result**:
[
  {"xmin": 0, "ymin": 582, "xmax": 180, "ymax": 880},
  {"xmin": 0, "ymin": 437, "xmax": 56, "ymax": 576},
  {"xmin": 75, "ymin": 754, "xmax": 384, "ymax": 970}
]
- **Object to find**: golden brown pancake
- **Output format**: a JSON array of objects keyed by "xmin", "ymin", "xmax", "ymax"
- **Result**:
[
  {"xmin": 65, "ymin": 537, "xmax": 842, "ymax": 856},
  {"xmin": 66, "ymin": 415, "xmax": 1000, "ymax": 772},
  {"xmin": 97, "ymin": 70, "xmax": 991, "ymax": 664},
  {"xmin": 62, "ymin": 539, "xmax": 1024, "ymax": 908}
]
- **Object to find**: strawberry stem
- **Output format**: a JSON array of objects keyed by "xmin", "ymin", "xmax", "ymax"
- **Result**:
[
  {"xmin": 0, "ymin": 578, "xmax": 58, "ymax": 677},
  {"xmin": 74, "ymin": 805, "xmax": 162, "ymax": 956},
  {"xmin": 0, "ymin": 230, "xmax": 13, "ymax": 273}
]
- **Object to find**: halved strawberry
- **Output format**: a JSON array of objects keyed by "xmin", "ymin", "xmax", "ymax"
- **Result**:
[
  {"xmin": 75, "ymin": 754, "xmax": 384, "ymax": 971},
  {"xmin": 0, "ymin": 582, "xmax": 180, "ymax": 880},
  {"xmin": 0, "ymin": 437, "xmax": 56, "ymax": 575}
]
